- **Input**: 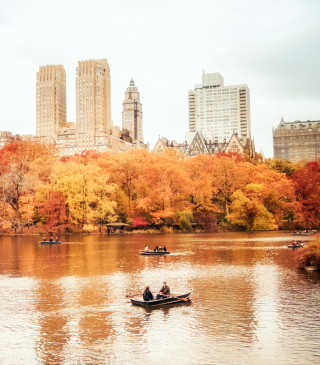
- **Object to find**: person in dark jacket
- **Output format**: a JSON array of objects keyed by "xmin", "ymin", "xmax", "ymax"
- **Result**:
[
  {"xmin": 163, "ymin": 245, "xmax": 167, "ymax": 251},
  {"xmin": 154, "ymin": 245, "xmax": 159, "ymax": 251},
  {"xmin": 143, "ymin": 286, "xmax": 154, "ymax": 301},
  {"xmin": 156, "ymin": 282, "xmax": 170, "ymax": 300}
]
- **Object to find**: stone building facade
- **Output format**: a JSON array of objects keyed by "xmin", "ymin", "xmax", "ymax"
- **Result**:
[
  {"xmin": 122, "ymin": 79, "xmax": 143, "ymax": 142},
  {"xmin": 273, "ymin": 118, "xmax": 320, "ymax": 162},
  {"xmin": 36, "ymin": 65, "xmax": 67, "ymax": 144},
  {"xmin": 32, "ymin": 60, "xmax": 148, "ymax": 156},
  {"xmin": 76, "ymin": 59, "xmax": 112, "ymax": 134}
]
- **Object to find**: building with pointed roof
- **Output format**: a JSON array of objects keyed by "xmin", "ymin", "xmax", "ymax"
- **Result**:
[
  {"xmin": 273, "ymin": 117, "xmax": 320, "ymax": 162},
  {"xmin": 153, "ymin": 131, "xmax": 255, "ymax": 158}
]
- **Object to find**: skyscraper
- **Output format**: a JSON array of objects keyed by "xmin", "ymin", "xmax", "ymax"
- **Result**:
[
  {"xmin": 36, "ymin": 65, "xmax": 66, "ymax": 142},
  {"xmin": 76, "ymin": 59, "xmax": 112, "ymax": 134},
  {"xmin": 187, "ymin": 72, "xmax": 251, "ymax": 143},
  {"xmin": 122, "ymin": 79, "xmax": 143, "ymax": 142}
]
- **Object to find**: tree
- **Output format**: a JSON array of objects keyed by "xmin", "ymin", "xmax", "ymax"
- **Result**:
[
  {"xmin": 40, "ymin": 191, "xmax": 72, "ymax": 234},
  {"xmin": 290, "ymin": 161, "xmax": 320, "ymax": 227},
  {"xmin": 210, "ymin": 156, "xmax": 248, "ymax": 216},
  {"xmin": 133, "ymin": 217, "xmax": 148, "ymax": 229},
  {"xmin": 194, "ymin": 212, "xmax": 218, "ymax": 231},
  {"xmin": 0, "ymin": 161, "xmax": 34, "ymax": 233},
  {"xmin": 40, "ymin": 161, "xmax": 116, "ymax": 229},
  {"xmin": 228, "ymin": 189, "xmax": 277, "ymax": 231}
]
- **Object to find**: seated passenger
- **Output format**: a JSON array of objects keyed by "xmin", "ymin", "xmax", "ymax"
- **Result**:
[
  {"xmin": 156, "ymin": 282, "xmax": 170, "ymax": 300},
  {"xmin": 49, "ymin": 236, "xmax": 53, "ymax": 242},
  {"xmin": 144, "ymin": 245, "xmax": 149, "ymax": 251},
  {"xmin": 291, "ymin": 240, "xmax": 295, "ymax": 245},
  {"xmin": 163, "ymin": 245, "xmax": 167, "ymax": 252},
  {"xmin": 55, "ymin": 237, "xmax": 59, "ymax": 242},
  {"xmin": 143, "ymin": 286, "xmax": 154, "ymax": 301},
  {"xmin": 43, "ymin": 237, "xmax": 46, "ymax": 242},
  {"xmin": 158, "ymin": 245, "xmax": 163, "ymax": 251},
  {"xmin": 154, "ymin": 245, "xmax": 159, "ymax": 251}
]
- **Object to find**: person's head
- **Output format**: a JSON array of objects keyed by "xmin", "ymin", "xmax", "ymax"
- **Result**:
[
  {"xmin": 146, "ymin": 285, "xmax": 150, "ymax": 290},
  {"xmin": 163, "ymin": 281, "xmax": 166, "ymax": 286}
]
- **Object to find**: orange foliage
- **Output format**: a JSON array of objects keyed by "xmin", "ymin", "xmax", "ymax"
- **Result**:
[{"xmin": 2, "ymin": 140, "xmax": 318, "ymax": 233}]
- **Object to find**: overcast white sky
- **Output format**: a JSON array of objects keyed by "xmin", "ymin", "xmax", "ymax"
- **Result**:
[{"xmin": 1, "ymin": 0, "xmax": 320, "ymax": 157}]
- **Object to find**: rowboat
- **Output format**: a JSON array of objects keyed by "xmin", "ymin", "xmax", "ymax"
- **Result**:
[
  {"xmin": 287, "ymin": 244, "xmax": 305, "ymax": 249},
  {"xmin": 130, "ymin": 291, "xmax": 192, "ymax": 307},
  {"xmin": 291, "ymin": 233, "xmax": 312, "ymax": 236},
  {"xmin": 39, "ymin": 241, "xmax": 61, "ymax": 245},
  {"xmin": 139, "ymin": 250, "xmax": 170, "ymax": 255}
]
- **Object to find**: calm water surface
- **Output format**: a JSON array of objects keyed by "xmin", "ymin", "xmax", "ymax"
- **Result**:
[{"xmin": 0, "ymin": 231, "xmax": 320, "ymax": 365}]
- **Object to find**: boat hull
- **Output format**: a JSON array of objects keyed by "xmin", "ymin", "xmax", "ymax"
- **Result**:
[
  {"xmin": 287, "ymin": 244, "xmax": 305, "ymax": 248},
  {"xmin": 291, "ymin": 233, "xmax": 312, "ymax": 236},
  {"xmin": 39, "ymin": 241, "xmax": 61, "ymax": 245},
  {"xmin": 131, "ymin": 291, "xmax": 192, "ymax": 307},
  {"xmin": 139, "ymin": 250, "xmax": 170, "ymax": 255}
]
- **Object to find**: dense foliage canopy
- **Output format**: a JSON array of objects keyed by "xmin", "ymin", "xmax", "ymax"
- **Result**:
[{"xmin": 0, "ymin": 141, "xmax": 318, "ymax": 234}]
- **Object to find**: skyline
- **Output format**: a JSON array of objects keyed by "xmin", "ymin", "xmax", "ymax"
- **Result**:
[{"xmin": 1, "ymin": 0, "xmax": 320, "ymax": 157}]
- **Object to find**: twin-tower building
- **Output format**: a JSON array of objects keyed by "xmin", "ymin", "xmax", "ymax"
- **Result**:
[{"xmin": 36, "ymin": 59, "xmax": 146, "ymax": 155}]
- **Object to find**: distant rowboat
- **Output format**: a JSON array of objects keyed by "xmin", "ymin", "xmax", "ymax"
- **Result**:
[
  {"xmin": 39, "ymin": 241, "xmax": 61, "ymax": 245},
  {"xmin": 139, "ymin": 250, "xmax": 170, "ymax": 255},
  {"xmin": 287, "ymin": 244, "xmax": 305, "ymax": 249},
  {"xmin": 291, "ymin": 233, "xmax": 312, "ymax": 236}
]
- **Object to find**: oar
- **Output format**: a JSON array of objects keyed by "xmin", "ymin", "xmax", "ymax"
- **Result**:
[
  {"xmin": 162, "ymin": 295, "xmax": 189, "ymax": 302},
  {"xmin": 126, "ymin": 293, "xmax": 141, "ymax": 298}
]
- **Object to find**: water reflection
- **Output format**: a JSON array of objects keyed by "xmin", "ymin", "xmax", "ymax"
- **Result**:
[{"xmin": 0, "ymin": 232, "xmax": 320, "ymax": 364}]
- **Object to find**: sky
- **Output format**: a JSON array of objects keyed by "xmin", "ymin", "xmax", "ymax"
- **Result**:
[{"xmin": 0, "ymin": 0, "xmax": 320, "ymax": 157}]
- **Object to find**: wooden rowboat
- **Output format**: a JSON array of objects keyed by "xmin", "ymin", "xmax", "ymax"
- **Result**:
[
  {"xmin": 291, "ymin": 233, "xmax": 312, "ymax": 236},
  {"xmin": 287, "ymin": 244, "xmax": 305, "ymax": 248},
  {"xmin": 39, "ymin": 241, "xmax": 61, "ymax": 245},
  {"xmin": 139, "ymin": 250, "xmax": 170, "ymax": 255},
  {"xmin": 130, "ymin": 291, "xmax": 192, "ymax": 307}
]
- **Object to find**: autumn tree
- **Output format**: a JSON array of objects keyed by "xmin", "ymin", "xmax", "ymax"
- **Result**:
[
  {"xmin": 40, "ymin": 191, "xmax": 72, "ymax": 234},
  {"xmin": 40, "ymin": 161, "xmax": 116, "ymax": 229},
  {"xmin": 0, "ymin": 161, "xmax": 34, "ymax": 233}
]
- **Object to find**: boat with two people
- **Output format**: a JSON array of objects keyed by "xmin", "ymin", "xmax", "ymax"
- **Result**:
[
  {"xmin": 139, "ymin": 244, "xmax": 170, "ymax": 255},
  {"xmin": 288, "ymin": 240, "xmax": 305, "ymax": 249},
  {"xmin": 40, "ymin": 236, "xmax": 61, "ymax": 245},
  {"xmin": 291, "ymin": 229, "xmax": 316, "ymax": 236},
  {"xmin": 130, "ymin": 282, "xmax": 192, "ymax": 307}
]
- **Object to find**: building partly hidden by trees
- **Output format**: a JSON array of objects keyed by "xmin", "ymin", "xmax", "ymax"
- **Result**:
[{"xmin": 0, "ymin": 140, "xmax": 319, "ymax": 235}]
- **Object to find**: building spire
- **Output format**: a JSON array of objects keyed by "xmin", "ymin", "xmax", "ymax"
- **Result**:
[{"xmin": 130, "ymin": 78, "xmax": 135, "ymax": 86}]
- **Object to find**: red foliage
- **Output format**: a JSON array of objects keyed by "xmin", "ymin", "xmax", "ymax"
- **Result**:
[
  {"xmin": 60, "ymin": 150, "xmax": 101, "ymax": 164},
  {"xmin": 40, "ymin": 191, "xmax": 72, "ymax": 234},
  {"xmin": 290, "ymin": 161, "xmax": 320, "ymax": 226},
  {"xmin": 194, "ymin": 212, "xmax": 218, "ymax": 231},
  {"xmin": 132, "ymin": 216, "xmax": 148, "ymax": 228},
  {"xmin": 215, "ymin": 151, "xmax": 242, "ymax": 162}
]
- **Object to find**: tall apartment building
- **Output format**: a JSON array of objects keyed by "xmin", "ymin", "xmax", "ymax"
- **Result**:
[
  {"xmin": 187, "ymin": 72, "xmax": 251, "ymax": 143},
  {"xmin": 36, "ymin": 65, "xmax": 67, "ymax": 143},
  {"xmin": 273, "ymin": 118, "xmax": 320, "ymax": 162},
  {"xmin": 76, "ymin": 59, "xmax": 112, "ymax": 134},
  {"xmin": 122, "ymin": 79, "xmax": 143, "ymax": 142}
]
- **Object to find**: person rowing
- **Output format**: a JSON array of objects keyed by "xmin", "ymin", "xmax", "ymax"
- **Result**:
[
  {"xmin": 156, "ymin": 282, "xmax": 170, "ymax": 300},
  {"xmin": 143, "ymin": 286, "xmax": 154, "ymax": 301}
]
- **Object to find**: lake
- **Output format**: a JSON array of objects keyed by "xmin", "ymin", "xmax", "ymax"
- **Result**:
[{"xmin": 0, "ymin": 231, "xmax": 320, "ymax": 364}]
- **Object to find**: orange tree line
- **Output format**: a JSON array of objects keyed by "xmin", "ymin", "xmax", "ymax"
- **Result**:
[{"xmin": 0, "ymin": 140, "xmax": 318, "ymax": 234}]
